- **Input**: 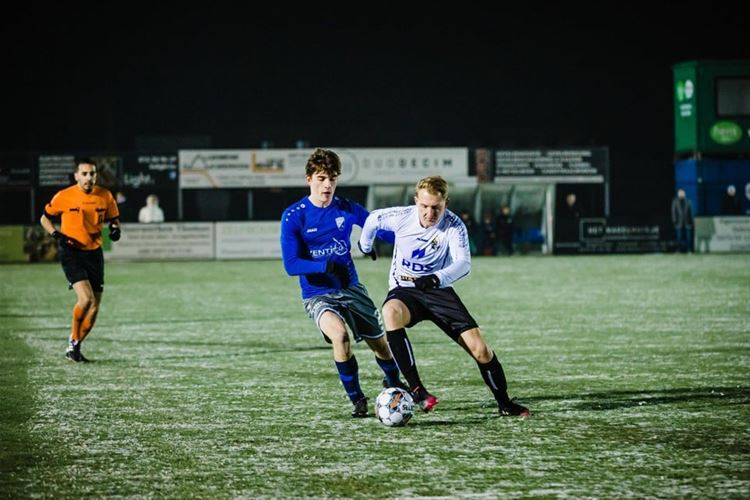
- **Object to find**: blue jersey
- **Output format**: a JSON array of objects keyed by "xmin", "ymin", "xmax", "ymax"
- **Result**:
[{"xmin": 281, "ymin": 196, "xmax": 388, "ymax": 299}]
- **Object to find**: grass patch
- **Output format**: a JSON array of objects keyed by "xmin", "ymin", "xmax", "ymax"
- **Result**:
[{"xmin": 1, "ymin": 254, "xmax": 749, "ymax": 497}]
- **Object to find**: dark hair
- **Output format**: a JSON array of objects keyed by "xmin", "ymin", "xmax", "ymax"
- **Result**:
[
  {"xmin": 74, "ymin": 157, "xmax": 97, "ymax": 172},
  {"xmin": 305, "ymin": 148, "xmax": 341, "ymax": 178}
]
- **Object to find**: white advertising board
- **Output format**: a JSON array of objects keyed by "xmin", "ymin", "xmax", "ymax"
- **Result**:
[
  {"xmin": 105, "ymin": 223, "xmax": 214, "ymax": 260},
  {"xmin": 215, "ymin": 222, "xmax": 282, "ymax": 259},
  {"xmin": 179, "ymin": 148, "xmax": 470, "ymax": 188},
  {"xmin": 695, "ymin": 216, "xmax": 750, "ymax": 252},
  {"xmin": 215, "ymin": 222, "xmax": 363, "ymax": 260}
]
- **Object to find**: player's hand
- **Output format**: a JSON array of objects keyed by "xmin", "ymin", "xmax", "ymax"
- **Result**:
[
  {"xmin": 414, "ymin": 274, "xmax": 440, "ymax": 291},
  {"xmin": 108, "ymin": 222, "xmax": 121, "ymax": 242},
  {"xmin": 326, "ymin": 260, "xmax": 350, "ymax": 288},
  {"xmin": 52, "ymin": 231, "xmax": 79, "ymax": 249},
  {"xmin": 357, "ymin": 241, "xmax": 377, "ymax": 261}
]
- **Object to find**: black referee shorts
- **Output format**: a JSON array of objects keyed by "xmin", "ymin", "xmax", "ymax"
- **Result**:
[
  {"xmin": 59, "ymin": 245, "xmax": 104, "ymax": 292},
  {"xmin": 384, "ymin": 286, "xmax": 478, "ymax": 341}
]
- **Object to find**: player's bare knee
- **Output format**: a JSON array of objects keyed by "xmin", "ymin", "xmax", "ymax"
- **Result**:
[
  {"xmin": 77, "ymin": 295, "xmax": 96, "ymax": 311},
  {"xmin": 461, "ymin": 329, "xmax": 492, "ymax": 362},
  {"xmin": 326, "ymin": 330, "xmax": 349, "ymax": 346},
  {"xmin": 473, "ymin": 345, "xmax": 493, "ymax": 364},
  {"xmin": 382, "ymin": 302, "xmax": 406, "ymax": 328}
]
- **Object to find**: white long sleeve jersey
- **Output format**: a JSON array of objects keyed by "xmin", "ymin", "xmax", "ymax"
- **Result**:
[{"xmin": 359, "ymin": 205, "xmax": 471, "ymax": 290}]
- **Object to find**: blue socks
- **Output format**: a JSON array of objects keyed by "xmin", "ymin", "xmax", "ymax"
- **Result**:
[
  {"xmin": 375, "ymin": 356, "xmax": 401, "ymax": 387},
  {"xmin": 335, "ymin": 356, "xmax": 365, "ymax": 402}
]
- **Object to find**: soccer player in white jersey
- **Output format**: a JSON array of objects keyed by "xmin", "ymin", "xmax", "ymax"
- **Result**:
[
  {"xmin": 280, "ymin": 148, "xmax": 406, "ymax": 418},
  {"xmin": 359, "ymin": 176, "xmax": 530, "ymax": 416}
]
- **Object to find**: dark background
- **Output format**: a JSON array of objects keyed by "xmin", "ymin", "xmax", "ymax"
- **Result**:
[{"xmin": 3, "ymin": 6, "xmax": 748, "ymax": 217}]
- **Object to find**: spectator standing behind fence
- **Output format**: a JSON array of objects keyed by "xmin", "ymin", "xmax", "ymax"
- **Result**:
[
  {"xmin": 671, "ymin": 188, "xmax": 694, "ymax": 253},
  {"xmin": 563, "ymin": 193, "xmax": 581, "ymax": 220},
  {"xmin": 721, "ymin": 185, "xmax": 742, "ymax": 215},
  {"xmin": 138, "ymin": 194, "xmax": 165, "ymax": 223},
  {"xmin": 459, "ymin": 209, "xmax": 478, "ymax": 256},
  {"xmin": 115, "ymin": 191, "xmax": 131, "ymax": 221},
  {"xmin": 555, "ymin": 192, "xmax": 582, "ymax": 243},
  {"xmin": 478, "ymin": 211, "xmax": 496, "ymax": 256},
  {"xmin": 494, "ymin": 206, "xmax": 514, "ymax": 255}
]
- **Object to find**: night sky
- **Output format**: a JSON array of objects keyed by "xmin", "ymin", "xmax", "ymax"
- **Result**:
[{"xmin": 4, "ymin": 6, "xmax": 748, "ymax": 216}]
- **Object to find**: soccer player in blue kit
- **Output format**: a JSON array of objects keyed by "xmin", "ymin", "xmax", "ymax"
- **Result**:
[
  {"xmin": 280, "ymin": 148, "xmax": 405, "ymax": 418},
  {"xmin": 359, "ymin": 175, "xmax": 530, "ymax": 417}
]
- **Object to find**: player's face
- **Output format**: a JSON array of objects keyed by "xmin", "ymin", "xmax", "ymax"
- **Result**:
[
  {"xmin": 75, "ymin": 163, "xmax": 97, "ymax": 193},
  {"xmin": 415, "ymin": 189, "xmax": 447, "ymax": 228},
  {"xmin": 307, "ymin": 171, "xmax": 337, "ymax": 207}
]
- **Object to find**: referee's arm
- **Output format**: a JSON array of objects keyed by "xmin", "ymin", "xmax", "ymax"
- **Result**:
[{"xmin": 40, "ymin": 213, "xmax": 58, "ymax": 236}]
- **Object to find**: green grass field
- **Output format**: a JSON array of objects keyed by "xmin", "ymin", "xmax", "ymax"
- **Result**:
[{"xmin": 2, "ymin": 254, "xmax": 749, "ymax": 498}]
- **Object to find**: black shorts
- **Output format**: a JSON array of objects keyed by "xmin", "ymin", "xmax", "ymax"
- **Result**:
[
  {"xmin": 59, "ymin": 245, "xmax": 104, "ymax": 292},
  {"xmin": 384, "ymin": 286, "xmax": 478, "ymax": 341}
]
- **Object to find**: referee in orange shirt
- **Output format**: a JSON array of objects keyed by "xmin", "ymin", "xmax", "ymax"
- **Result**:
[{"xmin": 40, "ymin": 158, "xmax": 121, "ymax": 362}]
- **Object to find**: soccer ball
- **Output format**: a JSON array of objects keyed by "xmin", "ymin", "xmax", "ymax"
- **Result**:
[{"xmin": 375, "ymin": 387, "xmax": 414, "ymax": 427}]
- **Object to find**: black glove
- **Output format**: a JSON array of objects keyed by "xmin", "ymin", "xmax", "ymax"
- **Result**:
[
  {"xmin": 414, "ymin": 274, "xmax": 440, "ymax": 291},
  {"xmin": 109, "ymin": 222, "xmax": 121, "ymax": 242},
  {"xmin": 357, "ymin": 241, "xmax": 377, "ymax": 261},
  {"xmin": 326, "ymin": 260, "xmax": 350, "ymax": 288},
  {"xmin": 52, "ymin": 230, "xmax": 78, "ymax": 249}
]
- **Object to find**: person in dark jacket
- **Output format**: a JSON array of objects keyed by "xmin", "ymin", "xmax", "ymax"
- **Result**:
[
  {"xmin": 494, "ymin": 206, "xmax": 514, "ymax": 255},
  {"xmin": 721, "ymin": 185, "xmax": 742, "ymax": 215},
  {"xmin": 671, "ymin": 189, "xmax": 694, "ymax": 253}
]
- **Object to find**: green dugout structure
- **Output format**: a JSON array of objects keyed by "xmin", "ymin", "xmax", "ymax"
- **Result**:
[
  {"xmin": 673, "ymin": 60, "xmax": 750, "ymax": 252},
  {"xmin": 673, "ymin": 60, "xmax": 750, "ymax": 216},
  {"xmin": 673, "ymin": 59, "xmax": 750, "ymax": 156}
]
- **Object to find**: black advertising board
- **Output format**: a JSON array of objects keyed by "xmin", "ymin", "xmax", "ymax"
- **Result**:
[
  {"xmin": 37, "ymin": 154, "xmax": 122, "ymax": 189},
  {"xmin": 554, "ymin": 217, "xmax": 672, "ymax": 254},
  {"xmin": 0, "ymin": 153, "xmax": 33, "ymax": 187},
  {"xmin": 118, "ymin": 154, "xmax": 179, "ymax": 222},
  {"xmin": 495, "ymin": 148, "xmax": 608, "ymax": 182},
  {"xmin": 38, "ymin": 155, "xmax": 75, "ymax": 187},
  {"xmin": 123, "ymin": 154, "xmax": 179, "ymax": 189}
]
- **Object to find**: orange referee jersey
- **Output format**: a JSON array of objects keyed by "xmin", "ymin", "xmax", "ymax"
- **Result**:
[{"xmin": 44, "ymin": 185, "xmax": 119, "ymax": 251}]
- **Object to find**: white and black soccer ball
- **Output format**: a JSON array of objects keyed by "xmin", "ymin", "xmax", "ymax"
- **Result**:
[{"xmin": 375, "ymin": 387, "xmax": 414, "ymax": 427}]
